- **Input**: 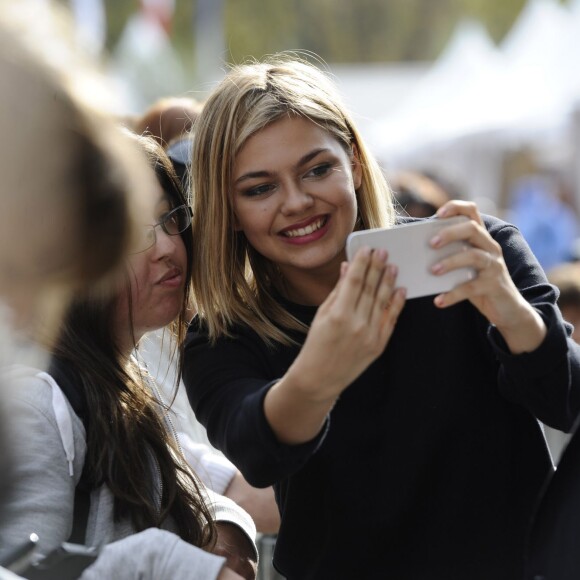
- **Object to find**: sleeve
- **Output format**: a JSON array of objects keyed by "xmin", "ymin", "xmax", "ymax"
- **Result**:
[
  {"xmin": 80, "ymin": 528, "xmax": 226, "ymax": 580},
  {"xmin": 183, "ymin": 322, "xmax": 328, "ymax": 488},
  {"xmin": 484, "ymin": 216, "xmax": 580, "ymax": 431},
  {"xmin": 178, "ymin": 432, "xmax": 237, "ymax": 495},
  {"xmin": 204, "ymin": 488, "xmax": 258, "ymax": 561},
  {"xmin": 0, "ymin": 374, "xmax": 86, "ymax": 560}
]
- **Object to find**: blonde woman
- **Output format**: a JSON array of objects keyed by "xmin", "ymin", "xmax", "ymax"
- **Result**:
[{"xmin": 183, "ymin": 55, "xmax": 580, "ymax": 580}]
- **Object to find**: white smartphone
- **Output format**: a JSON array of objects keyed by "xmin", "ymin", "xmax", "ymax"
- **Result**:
[{"xmin": 346, "ymin": 216, "xmax": 476, "ymax": 300}]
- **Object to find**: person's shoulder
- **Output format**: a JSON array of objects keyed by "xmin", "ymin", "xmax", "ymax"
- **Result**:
[
  {"xmin": 4, "ymin": 364, "xmax": 53, "ymax": 403},
  {"xmin": 481, "ymin": 212, "xmax": 516, "ymax": 234},
  {"xmin": 4, "ymin": 365, "xmax": 84, "ymax": 431}
]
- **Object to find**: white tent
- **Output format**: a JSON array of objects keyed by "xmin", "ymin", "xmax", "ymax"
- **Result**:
[
  {"xmin": 366, "ymin": 0, "xmax": 580, "ymax": 207},
  {"xmin": 497, "ymin": 0, "xmax": 579, "ymax": 140},
  {"xmin": 366, "ymin": 19, "xmax": 502, "ymax": 159}
]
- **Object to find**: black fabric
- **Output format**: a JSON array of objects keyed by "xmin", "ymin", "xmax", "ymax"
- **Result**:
[
  {"xmin": 183, "ymin": 214, "xmax": 580, "ymax": 580},
  {"xmin": 524, "ymin": 413, "xmax": 580, "ymax": 580},
  {"xmin": 47, "ymin": 358, "xmax": 90, "ymax": 545}
]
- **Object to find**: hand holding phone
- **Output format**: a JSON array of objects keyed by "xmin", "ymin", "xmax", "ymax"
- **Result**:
[{"xmin": 346, "ymin": 216, "xmax": 475, "ymax": 300}]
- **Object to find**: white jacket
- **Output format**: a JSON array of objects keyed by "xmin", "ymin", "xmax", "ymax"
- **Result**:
[{"xmin": 0, "ymin": 366, "xmax": 256, "ymax": 579}]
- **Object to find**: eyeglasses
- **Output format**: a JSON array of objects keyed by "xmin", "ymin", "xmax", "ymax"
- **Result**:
[{"xmin": 134, "ymin": 204, "xmax": 192, "ymax": 253}]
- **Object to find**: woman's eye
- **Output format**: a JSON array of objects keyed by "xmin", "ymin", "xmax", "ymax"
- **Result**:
[
  {"xmin": 155, "ymin": 206, "xmax": 171, "ymax": 222},
  {"xmin": 305, "ymin": 163, "xmax": 332, "ymax": 179},
  {"xmin": 243, "ymin": 183, "xmax": 275, "ymax": 197}
]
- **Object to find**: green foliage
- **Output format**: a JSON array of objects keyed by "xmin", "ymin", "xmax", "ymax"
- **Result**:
[
  {"xmin": 103, "ymin": 0, "xmax": 136, "ymax": 48},
  {"xmin": 222, "ymin": 0, "xmax": 530, "ymax": 63},
  {"xmin": 100, "ymin": 0, "xmax": 571, "ymax": 64}
]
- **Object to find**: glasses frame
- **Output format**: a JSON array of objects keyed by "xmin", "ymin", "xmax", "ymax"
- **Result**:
[{"xmin": 134, "ymin": 204, "xmax": 192, "ymax": 254}]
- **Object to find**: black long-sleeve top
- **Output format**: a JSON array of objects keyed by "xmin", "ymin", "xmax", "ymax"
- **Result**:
[{"xmin": 184, "ymin": 215, "xmax": 580, "ymax": 580}]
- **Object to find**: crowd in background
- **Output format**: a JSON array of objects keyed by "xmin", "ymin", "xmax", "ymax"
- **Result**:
[{"xmin": 3, "ymin": 2, "xmax": 580, "ymax": 580}]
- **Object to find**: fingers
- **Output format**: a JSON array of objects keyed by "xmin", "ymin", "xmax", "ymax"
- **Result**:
[
  {"xmin": 436, "ymin": 199, "xmax": 484, "ymax": 226},
  {"xmin": 431, "ymin": 246, "xmax": 498, "ymax": 279},
  {"xmin": 354, "ymin": 248, "xmax": 390, "ymax": 318},
  {"xmin": 335, "ymin": 246, "xmax": 384, "ymax": 314},
  {"xmin": 426, "ymin": 201, "xmax": 512, "ymax": 311},
  {"xmin": 378, "ymin": 287, "xmax": 406, "ymax": 343},
  {"xmin": 432, "ymin": 244, "xmax": 508, "ymax": 309},
  {"xmin": 335, "ymin": 245, "xmax": 403, "ymax": 326},
  {"xmin": 430, "ymin": 215, "xmax": 497, "ymax": 255}
]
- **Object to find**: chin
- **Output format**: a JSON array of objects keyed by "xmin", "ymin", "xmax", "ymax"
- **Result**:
[{"xmin": 150, "ymin": 305, "xmax": 183, "ymax": 332}]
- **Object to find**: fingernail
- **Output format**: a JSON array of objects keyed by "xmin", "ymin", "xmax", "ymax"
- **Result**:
[
  {"xmin": 431, "ymin": 235, "xmax": 442, "ymax": 247},
  {"xmin": 437, "ymin": 208, "xmax": 448, "ymax": 217},
  {"xmin": 434, "ymin": 295, "xmax": 444, "ymax": 307},
  {"xmin": 431, "ymin": 262, "xmax": 443, "ymax": 274},
  {"xmin": 376, "ymin": 248, "xmax": 388, "ymax": 261},
  {"xmin": 388, "ymin": 264, "xmax": 398, "ymax": 277}
]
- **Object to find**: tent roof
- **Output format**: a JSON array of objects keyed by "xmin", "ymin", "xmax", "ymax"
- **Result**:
[{"xmin": 368, "ymin": 0, "xmax": 580, "ymax": 160}]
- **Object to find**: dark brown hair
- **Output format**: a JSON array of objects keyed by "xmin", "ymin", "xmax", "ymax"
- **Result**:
[{"xmin": 52, "ymin": 134, "xmax": 214, "ymax": 547}]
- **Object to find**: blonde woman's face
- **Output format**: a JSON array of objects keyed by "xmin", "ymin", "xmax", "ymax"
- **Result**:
[{"xmin": 231, "ymin": 116, "xmax": 361, "ymax": 290}]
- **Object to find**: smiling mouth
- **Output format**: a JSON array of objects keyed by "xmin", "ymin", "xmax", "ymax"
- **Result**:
[{"xmin": 281, "ymin": 216, "xmax": 328, "ymax": 238}]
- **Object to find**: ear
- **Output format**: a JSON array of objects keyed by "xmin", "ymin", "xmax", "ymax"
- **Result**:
[{"xmin": 351, "ymin": 143, "xmax": 362, "ymax": 190}]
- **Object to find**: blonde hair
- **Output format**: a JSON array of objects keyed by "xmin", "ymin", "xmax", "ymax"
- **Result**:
[{"xmin": 191, "ymin": 54, "xmax": 395, "ymax": 345}]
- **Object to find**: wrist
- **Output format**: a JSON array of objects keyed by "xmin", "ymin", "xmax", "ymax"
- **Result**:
[
  {"xmin": 284, "ymin": 354, "xmax": 342, "ymax": 406},
  {"xmin": 494, "ymin": 303, "xmax": 547, "ymax": 354}
]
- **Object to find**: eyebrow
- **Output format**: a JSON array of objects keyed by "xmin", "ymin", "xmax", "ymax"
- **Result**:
[{"xmin": 234, "ymin": 148, "xmax": 329, "ymax": 185}]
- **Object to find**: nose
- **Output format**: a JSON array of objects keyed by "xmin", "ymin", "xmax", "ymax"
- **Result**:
[
  {"xmin": 280, "ymin": 180, "xmax": 314, "ymax": 216},
  {"xmin": 151, "ymin": 225, "xmax": 181, "ymax": 258}
]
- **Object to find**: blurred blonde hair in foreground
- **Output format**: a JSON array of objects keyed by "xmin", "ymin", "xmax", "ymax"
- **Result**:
[
  {"xmin": 0, "ymin": 0, "xmax": 155, "ymax": 352},
  {"xmin": 0, "ymin": 0, "xmax": 159, "ymax": 514}
]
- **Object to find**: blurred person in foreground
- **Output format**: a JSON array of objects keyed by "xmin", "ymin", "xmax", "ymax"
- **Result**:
[
  {"xmin": 0, "ymin": 1, "xmax": 146, "ymax": 577},
  {"xmin": 184, "ymin": 54, "xmax": 580, "ymax": 580},
  {"xmin": 1, "ymin": 130, "xmax": 257, "ymax": 580},
  {"xmin": 0, "ymin": 0, "xmax": 146, "ymax": 522},
  {"xmin": 0, "ymin": 2, "xmax": 252, "ymax": 579}
]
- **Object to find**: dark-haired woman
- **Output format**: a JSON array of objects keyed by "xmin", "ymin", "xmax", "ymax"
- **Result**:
[{"xmin": 0, "ymin": 134, "xmax": 255, "ymax": 580}]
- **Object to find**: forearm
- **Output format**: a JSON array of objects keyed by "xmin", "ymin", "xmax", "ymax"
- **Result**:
[
  {"xmin": 263, "ymin": 369, "xmax": 336, "ymax": 445},
  {"xmin": 80, "ymin": 529, "xmax": 227, "ymax": 580},
  {"xmin": 495, "ymin": 299, "xmax": 547, "ymax": 355},
  {"xmin": 492, "ymin": 301, "xmax": 580, "ymax": 430}
]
